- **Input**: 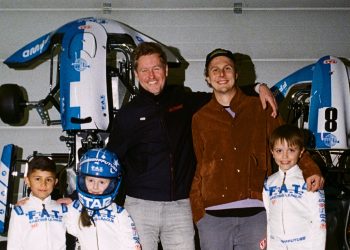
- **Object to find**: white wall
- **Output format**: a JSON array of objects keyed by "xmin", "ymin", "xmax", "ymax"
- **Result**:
[{"xmin": 0, "ymin": 2, "xmax": 349, "ymax": 169}]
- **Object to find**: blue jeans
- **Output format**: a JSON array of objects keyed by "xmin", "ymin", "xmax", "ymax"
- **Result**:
[
  {"xmin": 124, "ymin": 196, "xmax": 195, "ymax": 250},
  {"xmin": 196, "ymin": 211, "xmax": 267, "ymax": 250}
]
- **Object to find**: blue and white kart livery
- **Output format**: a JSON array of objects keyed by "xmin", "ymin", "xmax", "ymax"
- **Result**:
[
  {"xmin": 271, "ymin": 55, "xmax": 350, "ymax": 151},
  {"xmin": 4, "ymin": 17, "xmax": 179, "ymax": 132},
  {"xmin": 0, "ymin": 144, "xmax": 17, "ymax": 234}
]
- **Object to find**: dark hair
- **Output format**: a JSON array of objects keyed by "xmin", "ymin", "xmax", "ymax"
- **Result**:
[
  {"xmin": 79, "ymin": 207, "xmax": 93, "ymax": 228},
  {"xmin": 133, "ymin": 42, "xmax": 167, "ymax": 70},
  {"xmin": 269, "ymin": 124, "xmax": 305, "ymax": 150},
  {"xmin": 27, "ymin": 156, "xmax": 57, "ymax": 177}
]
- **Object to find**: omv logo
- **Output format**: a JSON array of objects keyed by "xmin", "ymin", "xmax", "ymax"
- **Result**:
[{"xmin": 22, "ymin": 35, "xmax": 50, "ymax": 58}]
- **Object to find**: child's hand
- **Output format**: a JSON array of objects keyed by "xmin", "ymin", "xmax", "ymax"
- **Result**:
[
  {"xmin": 56, "ymin": 197, "xmax": 73, "ymax": 205},
  {"xmin": 16, "ymin": 197, "xmax": 29, "ymax": 206}
]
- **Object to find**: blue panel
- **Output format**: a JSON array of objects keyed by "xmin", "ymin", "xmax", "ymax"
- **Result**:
[
  {"xmin": 309, "ymin": 56, "xmax": 333, "ymax": 148},
  {"xmin": 0, "ymin": 144, "xmax": 14, "ymax": 233},
  {"xmin": 271, "ymin": 64, "xmax": 314, "ymax": 102},
  {"xmin": 4, "ymin": 33, "xmax": 52, "ymax": 67},
  {"xmin": 60, "ymin": 21, "xmax": 86, "ymax": 130}
]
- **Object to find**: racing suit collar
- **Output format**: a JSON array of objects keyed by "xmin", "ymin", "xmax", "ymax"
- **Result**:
[
  {"xmin": 278, "ymin": 164, "xmax": 300, "ymax": 177},
  {"xmin": 29, "ymin": 193, "xmax": 52, "ymax": 205}
]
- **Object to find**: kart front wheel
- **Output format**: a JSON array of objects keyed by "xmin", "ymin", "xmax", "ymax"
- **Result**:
[{"xmin": 0, "ymin": 84, "xmax": 27, "ymax": 125}]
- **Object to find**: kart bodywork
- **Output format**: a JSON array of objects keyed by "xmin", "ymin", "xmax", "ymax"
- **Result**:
[
  {"xmin": 272, "ymin": 55, "xmax": 350, "ymax": 150},
  {"xmin": 271, "ymin": 55, "xmax": 350, "ymax": 175}
]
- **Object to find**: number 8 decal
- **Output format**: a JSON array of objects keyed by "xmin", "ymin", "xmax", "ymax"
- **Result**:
[{"xmin": 324, "ymin": 107, "xmax": 337, "ymax": 132}]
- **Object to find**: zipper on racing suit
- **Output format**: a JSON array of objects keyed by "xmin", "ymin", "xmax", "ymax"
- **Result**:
[
  {"xmin": 42, "ymin": 204, "xmax": 49, "ymax": 248},
  {"xmin": 281, "ymin": 172, "xmax": 286, "ymax": 235},
  {"xmin": 91, "ymin": 212, "xmax": 100, "ymax": 250}
]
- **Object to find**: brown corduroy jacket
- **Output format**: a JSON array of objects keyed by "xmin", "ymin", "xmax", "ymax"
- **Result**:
[{"xmin": 189, "ymin": 88, "xmax": 321, "ymax": 223}]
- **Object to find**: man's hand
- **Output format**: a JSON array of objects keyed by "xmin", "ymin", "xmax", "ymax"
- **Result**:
[
  {"xmin": 258, "ymin": 83, "xmax": 278, "ymax": 118},
  {"xmin": 306, "ymin": 174, "xmax": 325, "ymax": 192}
]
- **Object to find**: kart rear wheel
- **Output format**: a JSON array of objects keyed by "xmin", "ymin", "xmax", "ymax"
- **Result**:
[{"xmin": 0, "ymin": 84, "xmax": 26, "ymax": 125}]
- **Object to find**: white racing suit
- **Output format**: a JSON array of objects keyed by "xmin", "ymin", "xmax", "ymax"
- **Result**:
[
  {"xmin": 65, "ymin": 200, "xmax": 141, "ymax": 250},
  {"xmin": 7, "ymin": 194, "xmax": 67, "ymax": 250},
  {"xmin": 263, "ymin": 165, "xmax": 326, "ymax": 250}
]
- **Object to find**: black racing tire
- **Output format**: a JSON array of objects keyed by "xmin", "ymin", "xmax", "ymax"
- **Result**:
[{"xmin": 0, "ymin": 84, "xmax": 27, "ymax": 125}]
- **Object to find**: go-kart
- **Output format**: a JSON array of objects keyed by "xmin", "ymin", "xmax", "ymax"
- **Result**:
[{"xmin": 0, "ymin": 17, "xmax": 181, "ymax": 235}]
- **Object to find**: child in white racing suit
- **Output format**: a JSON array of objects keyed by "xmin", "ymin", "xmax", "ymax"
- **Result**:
[
  {"xmin": 7, "ymin": 156, "xmax": 67, "ymax": 250},
  {"xmin": 263, "ymin": 124, "xmax": 326, "ymax": 250},
  {"xmin": 65, "ymin": 148, "xmax": 141, "ymax": 250}
]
